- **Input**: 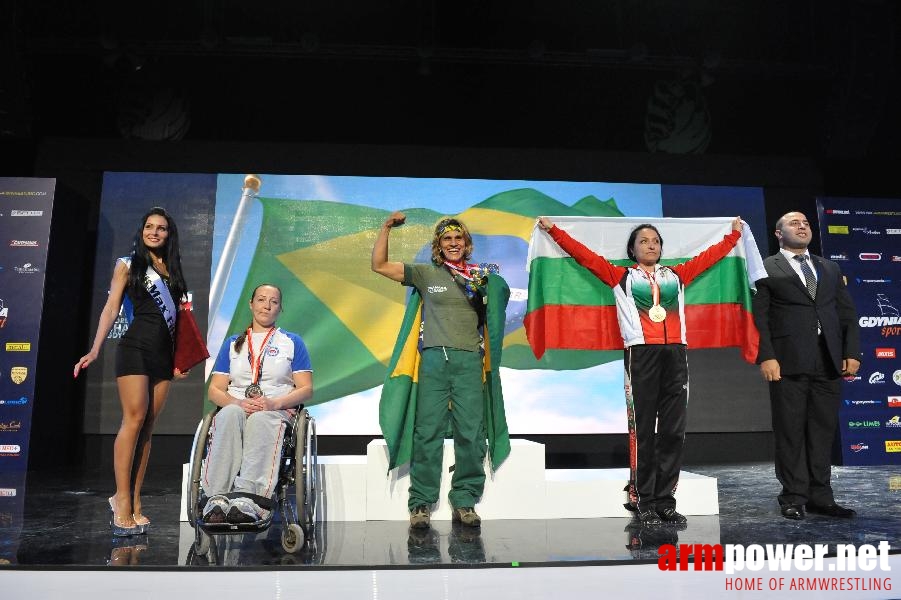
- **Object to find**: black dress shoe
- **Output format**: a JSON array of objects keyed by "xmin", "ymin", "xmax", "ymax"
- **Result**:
[
  {"xmin": 806, "ymin": 503, "xmax": 856, "ymax": 518},
  {"xmin": 781, "ymin": 504, "xmax": 805, "ymax": 520}
]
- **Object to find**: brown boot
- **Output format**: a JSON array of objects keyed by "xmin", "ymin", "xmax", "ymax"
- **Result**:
[
  {"xmin": 410, "ymin": 504, "xmax": 431, "ymax": 529},
  {"xmin": 451, "ymin": 506, "xmax": 481, "ymax": 527}
]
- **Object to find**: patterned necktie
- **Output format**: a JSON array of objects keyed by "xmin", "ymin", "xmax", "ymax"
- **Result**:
[{"xmin": 794, "ymin": 254, "xmax": 817, "ymax": 299}]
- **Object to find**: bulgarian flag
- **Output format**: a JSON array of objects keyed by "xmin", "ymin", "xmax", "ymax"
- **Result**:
[{"xmin": 525, "ymin": 216, "xmax": 767, "ymax": 365}]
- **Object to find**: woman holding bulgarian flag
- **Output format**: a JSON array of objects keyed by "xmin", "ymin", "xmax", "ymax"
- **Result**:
[
  {"xmin": 537, "ymin": 215, "xmax": 742, "ymax": 527},
  {"xmin": 372, "ymin": 212, "xmax": 510, "ymax": 531}
]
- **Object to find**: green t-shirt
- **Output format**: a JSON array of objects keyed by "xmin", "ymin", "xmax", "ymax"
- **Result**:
[{"xmin": 403, "ymin": 263, "xmax": 480, "ymax": 352}]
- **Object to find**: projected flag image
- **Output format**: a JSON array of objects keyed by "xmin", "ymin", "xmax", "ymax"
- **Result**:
[{"xmin": 208, "ymin": 174, "xmax": 667, "ymax": 435}]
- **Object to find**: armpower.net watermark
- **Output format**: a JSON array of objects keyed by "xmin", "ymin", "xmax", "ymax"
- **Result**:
[{"xmin": 658, "ymin": 541, "xmax": 892, "ymax": 592}]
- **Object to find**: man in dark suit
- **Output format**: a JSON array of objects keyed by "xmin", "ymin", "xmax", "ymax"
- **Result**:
[{"xmin": 752, "ymin": 211, "xmax": 861, "ymax": 520}]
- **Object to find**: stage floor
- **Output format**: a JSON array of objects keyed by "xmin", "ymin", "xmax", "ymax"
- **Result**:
[{"xmin": 3, "ymin": 461, "xmax": 899, "ymax": 568}]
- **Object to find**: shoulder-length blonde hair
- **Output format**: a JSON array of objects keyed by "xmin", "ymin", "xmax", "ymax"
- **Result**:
[{"xmin": 430, "ymin": 217, "xmax": 473, "ymax": 265}]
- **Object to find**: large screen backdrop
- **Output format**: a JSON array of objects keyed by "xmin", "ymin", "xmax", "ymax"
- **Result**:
[
  {"xmin": 89, "ymin": 172, "xmax": 768, "ymax": 435},
  {"xmin": 818, "ymin": 197, "xmax": 901, "ymax": 465}
]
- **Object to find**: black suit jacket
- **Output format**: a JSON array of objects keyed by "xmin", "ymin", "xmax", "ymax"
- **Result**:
[{"xmin": 752, "ymin": 252, "xmax": 860, "ymax": 376}]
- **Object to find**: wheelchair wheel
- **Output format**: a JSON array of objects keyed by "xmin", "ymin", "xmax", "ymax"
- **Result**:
[
  {"xmin": 281, "ymin": 523, "xmax": 305, "ymax": 554},
  {"xmin": 186, "ymin": 410, "xmax": 216, "ymax": 526},
  {"xmin": 294, "ymin": 410, "xmax": 318, "ymax": 534},
  {"xmin": 193, "ymin": 528, "xmax": 212, "ymax": 558}
]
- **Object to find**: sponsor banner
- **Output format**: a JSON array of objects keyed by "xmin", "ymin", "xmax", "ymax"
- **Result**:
[
  {"xmin": 0, "ymin": 178, "xmax": 55, "ymax": 471},
  {"xmin": 819, "ymin": 197, "xmax": 901, "ymax": 465}
]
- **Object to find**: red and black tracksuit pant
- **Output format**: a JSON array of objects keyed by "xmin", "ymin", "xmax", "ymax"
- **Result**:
[{"xmin": 624, "ymin": 343, "xmax": 688, "ymax": 514}]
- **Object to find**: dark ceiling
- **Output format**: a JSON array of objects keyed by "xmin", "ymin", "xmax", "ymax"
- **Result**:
[{"xmin": 2, "ymin": 0, "xmax": 898, "ymax": 159}]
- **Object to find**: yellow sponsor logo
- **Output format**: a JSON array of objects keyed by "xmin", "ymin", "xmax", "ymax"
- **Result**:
[
  {"xmin": 10, "ymin": 367, "xmax": 26, "ymax": 384},
  {"xmin": 828, "ymin": 225, "xmax": 849, "ymax": 234},
  {"xmin": 5, "ymin": 342, "xmax": 30, "ymax": 352},
  {"xmin": 890, "ymin": 476, "xmax": 901, "ymax": 491},
  {"xmin": 886, "ymin": 440, "xmax": 901, "ymax": 453}
]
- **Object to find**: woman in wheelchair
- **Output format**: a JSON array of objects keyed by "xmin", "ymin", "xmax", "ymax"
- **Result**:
[{"xmin": 201, "ymin": 284, "xmax": 313, "ymax": 525}]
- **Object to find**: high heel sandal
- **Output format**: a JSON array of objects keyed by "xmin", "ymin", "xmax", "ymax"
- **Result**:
[
  {"xmin": 133, "ymin": 513, "xmax": 150, "ymax": 534},
  {"xmin": 108, "ymin": 497, "xmax": 141, "ymax": 537}
]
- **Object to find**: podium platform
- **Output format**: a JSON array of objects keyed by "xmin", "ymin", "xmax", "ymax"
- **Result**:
[{"xmin": 182, "ymin": 438, "xmax": 718, "ymax": 521}]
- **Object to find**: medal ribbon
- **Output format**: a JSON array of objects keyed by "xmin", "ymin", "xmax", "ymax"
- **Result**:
[
  {"xmin": 246, "ymin": 326, "xmax": 277, "ymax": 385},
  {"xmin": 639, "ymin": 267, "xmax": 661, "ymax": 308},
  {"xmin": 444, "ymin": 260, "xmax": 474, "ymax": 280}
]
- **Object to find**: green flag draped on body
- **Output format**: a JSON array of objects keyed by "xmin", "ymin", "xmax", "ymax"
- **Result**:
[{"xmin": 379, "ymin": 273, "xmax": 511, "ymax": 472}]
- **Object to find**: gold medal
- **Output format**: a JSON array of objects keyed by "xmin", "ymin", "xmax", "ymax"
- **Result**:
[{"xmin": 649, "ymin": 304, "xmax": 667, "ymax": 322}]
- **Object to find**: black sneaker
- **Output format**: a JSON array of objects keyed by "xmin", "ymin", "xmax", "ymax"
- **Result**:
[
  {"xmin": 636, "ymin": 509, "xmax": 662, "ymax": 526},
  {"xmin": 201, "ymin": 495, "xmax": 229, "ymax": 524},
  {"xmin": 657, "ymin": 507, "xmax": 687, "ymax": 525}
]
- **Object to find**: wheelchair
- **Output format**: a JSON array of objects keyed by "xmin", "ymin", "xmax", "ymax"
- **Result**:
[{"xmin": 185, "ymin": 405, "xmax": 318, "ymax": 555}]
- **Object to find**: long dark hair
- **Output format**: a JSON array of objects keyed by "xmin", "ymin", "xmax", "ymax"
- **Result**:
[
  {"xmin": 127, "ymin": 207, "xmax": 187, "ymax": 302},
  {"xmin": 626, "ymin": 223, "xmax": 664, "ymax": 263},
  {"xmin": 233, "ymin": 284, "xmax": 283, "ymax": 353}
]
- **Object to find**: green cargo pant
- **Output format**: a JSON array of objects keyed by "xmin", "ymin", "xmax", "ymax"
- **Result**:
[{"xmin": 408, "ymin": 346, "xmax": 487, "ymax": 510}]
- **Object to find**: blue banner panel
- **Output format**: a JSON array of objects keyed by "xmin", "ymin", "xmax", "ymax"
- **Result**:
[
  {"xmin": 817, "ymin": 198, "xmax": 901, "ymax": 465},
  {"xmin": 0, "ymin": 178, "xmax": 55, "ymax": 473}
]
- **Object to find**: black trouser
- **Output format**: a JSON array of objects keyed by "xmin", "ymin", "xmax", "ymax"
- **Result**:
[
  {"xmin": 770, "ymin": 336, "xmax": 841, "ymax": 507},
  {"xmin": 625, "ymin": 344, "xmax": 688, "ymax": 513}
]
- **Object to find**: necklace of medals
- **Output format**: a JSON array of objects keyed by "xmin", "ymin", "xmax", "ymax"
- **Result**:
[
  {"xmin": 444, "ymin": 260, "xmax": 482, "ymax": 300},
  {"xmin": 639, "ymin": 266, "xmax": 667, "ymax": 323},
  {"xmin": 245, "ymin": 326, "xmax": 277, "ymax": 398}
]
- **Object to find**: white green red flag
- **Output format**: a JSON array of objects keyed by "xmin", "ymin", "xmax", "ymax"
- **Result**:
[{"xmin": 525, "ymin": 216, "xmax": 766, "ymax": 365}]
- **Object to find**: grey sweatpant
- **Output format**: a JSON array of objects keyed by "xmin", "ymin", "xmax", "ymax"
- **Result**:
[{"xmin": 201, "ymin": 404, "xmax": 292, "ymax": 499}]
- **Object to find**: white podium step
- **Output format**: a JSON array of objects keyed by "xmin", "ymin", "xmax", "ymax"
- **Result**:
[
  {"xmin": 181, "ymin": 438, "xmax": 719, "ymax": 521},
  {"xmin": 366, "ymin": 438, "xmax": 548, "ymax": 521}
]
